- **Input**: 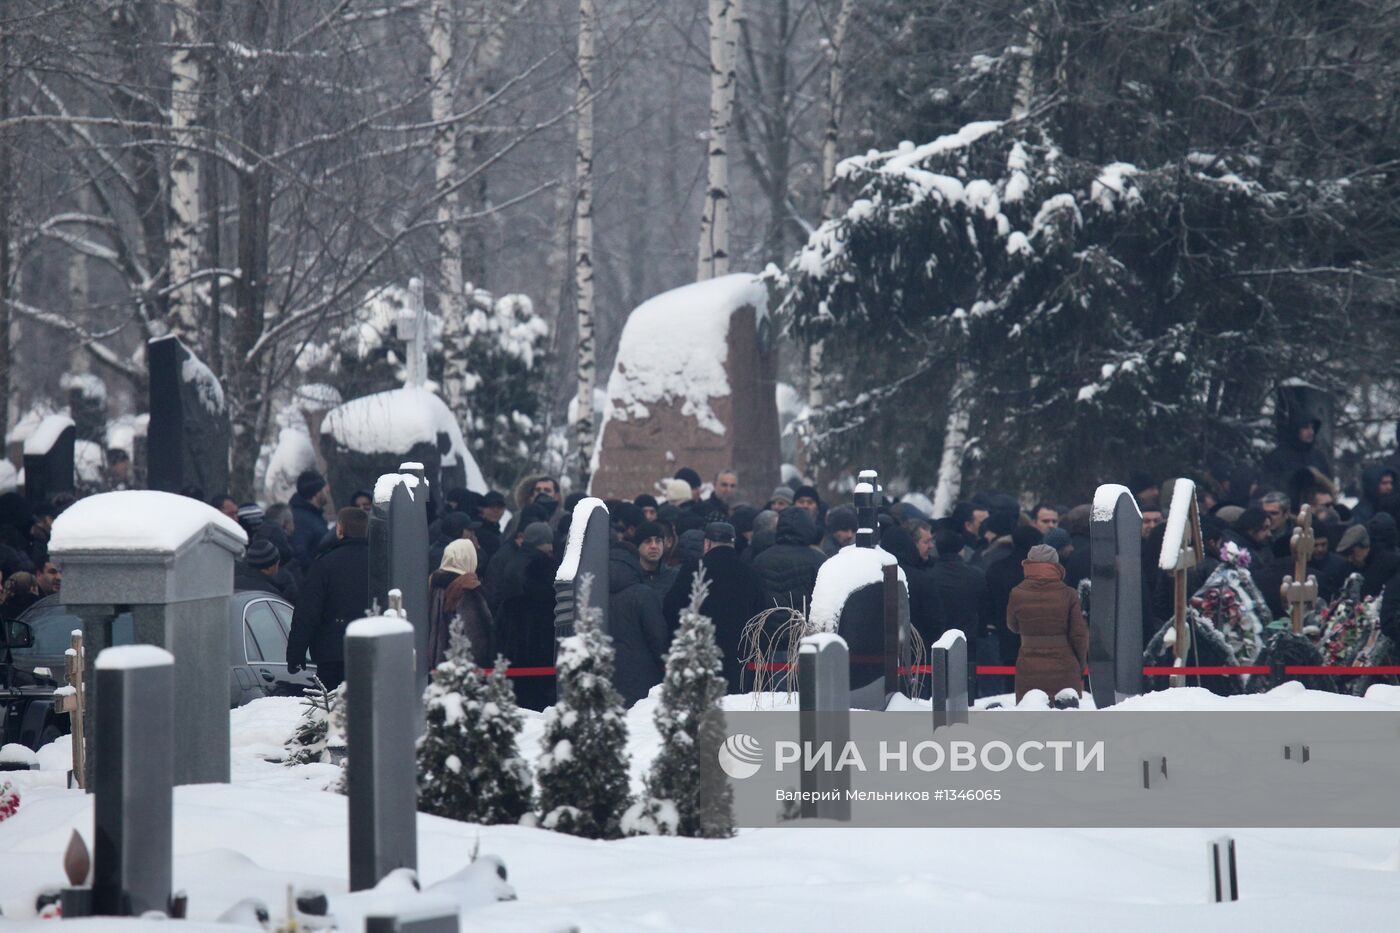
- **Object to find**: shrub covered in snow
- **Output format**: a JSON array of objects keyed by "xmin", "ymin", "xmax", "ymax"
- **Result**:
[
  {"xmin": 284, "ymin": 678, "xmax": 344, "ymax": 767},
  {"xmin": 535, "ymin": 576, "xmax": 631, "ymax": 839},
  {"xmin": 416, "ymin": 623, "xmax": 532, "ymax": 825},
  {"xmin": 625, "ymin": 570, "xmax": 734, "ymax": 838}
]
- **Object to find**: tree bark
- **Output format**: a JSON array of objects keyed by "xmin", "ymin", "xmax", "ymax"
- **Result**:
[
  {"xmin": 0, "ymin": 22, "xmax": 12, "ymax": 438},
  {"xmin": 573, "ymin": 0, "xmax": 596, "ymax": 487},
  {"xmin": 697, "ymin": 0, "xmax": 740, "ymax": 281},
  {"xmin": 167, "ymin": 0, "xmax": 203, "ymax": 348},
  {"xmin": 429, "ymin": 0, "xmax": 470, "ymax": 415}
]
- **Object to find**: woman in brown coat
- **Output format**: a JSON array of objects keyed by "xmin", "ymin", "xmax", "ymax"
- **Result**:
[
  {"xmin": 427, "ymin": 538, "xmax": 494, "ymax": 668},
  {"xmin": 1007, "ymin": 544, "xmax": 1089, "ymax": 703}
]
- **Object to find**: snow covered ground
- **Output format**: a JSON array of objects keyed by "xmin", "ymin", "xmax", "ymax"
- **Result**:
[{"xmin": 4, "ymin": 685, "xmax": 1400, "ymax": 930}]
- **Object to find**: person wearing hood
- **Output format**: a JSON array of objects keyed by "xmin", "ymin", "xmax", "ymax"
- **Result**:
[
  {"xmin": 496, "ymin": 530, "xmax": 558, "ymax": 711},
  {"xmin": 427, "ymin": 539, "xmax": 492, "ymax": 668},
  {"xmin": 607, "ymin": 536, "xmax": 670, "ymax": 705},
  {"xmin": 751, "ymin": 506, "xmax": 826, "ymax": 611},
  {"xmin": 1353, "ymin": 465, "xmax": 1398, "ymax": 525},
  {"xmin": 1007, "ymin": 544, "xmax": 1089, "ymax": 704},
  {"xmin": 1259, "ymin": 410, "xmax": 1331, "ymax": 494},
  {"xmin": 1338, "ymin": 524, "xmax": 1400, "ymax": 599}
]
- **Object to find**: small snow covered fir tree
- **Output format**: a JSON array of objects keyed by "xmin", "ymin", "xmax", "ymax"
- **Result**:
[
  {"xmin": 626, "ymin": 569, "xmax": 735, "ymax": 838},
  {"xmin": 416, "ymin": 620, "xmax": 533, "ymax": 824},
  {"xmin": 284, "ymin": 677, "xmax": 343, "ymax": 766},
  {"xmin": 535, "ymin": 575, "xmax": 631, "ymax": 839}
]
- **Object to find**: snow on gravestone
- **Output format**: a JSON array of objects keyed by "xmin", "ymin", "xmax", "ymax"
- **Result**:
[
  {"xmin": 147, "ymin": 335, "xmax": 230, "ymax": 497},
  {"xmin": 555, "ymin": 497, "xmax": 610, "ymax": 639},
  {"xmin": 49, "ymin": 490, "xmax": 246, "ymax": 787},
  {"xmin": 22, "ymin": 413, "xmax": 75, "ymax": 504},
  {"xmin": 809, "ymin": 545, "xmax": 910, "ymax": 710},
  {"xmin": 370, "ymin": 469, "xmax": 430, "ymax": 692},
  {"xmin": 1088, "ymin": 484, "xmax": 1143, "ymax": 708},
  {"xmin": 590, "ymin": 274, "xmax": 780, "ymax": 504},
  {"xmin": 321, "ymin": 386, "xmax": 486, "ymax": 514}
]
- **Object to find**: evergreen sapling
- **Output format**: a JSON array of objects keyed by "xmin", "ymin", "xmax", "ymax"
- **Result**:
[
  {"xmin": 416, "ymin": 617, "xmax": 533, "ymax": 824},
  {"xmin": 624, "ymin": 568, "xmax": 735, "ymax": 838},
  {"xmin": 534, "ymin": 574, "xmax": 631, "ymax": 839}
]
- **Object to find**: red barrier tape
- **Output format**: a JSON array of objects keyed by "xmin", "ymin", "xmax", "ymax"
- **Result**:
[
  {"xmin": 504, "ymin": 666, "xmax": 556, "ymax": 677},
  {"xmin": 1142, "ymin": 666, "xmax": 1271, "ymax": 677},
  {"xmin": 513, "ymin": 663, "xmax": 1400, "ymax": 680}
]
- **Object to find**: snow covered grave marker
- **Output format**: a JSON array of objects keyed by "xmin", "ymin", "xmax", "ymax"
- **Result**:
[
  {"xmin": 370, "ymin": 467, "xmax": 431, "ymax": 693},
  {"xmin": 590, "ymin": 274, "xmax": 781, "ymax": 503},
  {"xmin": 50, "ymin": 490, "xmax": 246, "ymax": 786},
  {"xmin": 22, "ymin": 413, "xmax": 75, "ymax": 505},
  {"xmin": 797, "ymin": 633, "xmax": 851, "ymax": 821},
  {"xmin": 810, "ymin": 543, "xmax": 910, "ymax": 709},
  {"xmin": 92, "ymin": 645, "xmax": 174, "ymax": 917},
  {"xmin": 365, "ymin": 902, "xmax": 460, "ymax": 933},
  {"xmin": 554, "ymin": 498, "xmax": 610, "ymax": 640},
  {"xmin": 1157, "ymin": 478, "xmax": 1203, "ymax": 688},
  {"xmin": 1088, "ymin": 484, "xmax": 1144, "ymax": 707},
  {"xmin": 146, "ymin": 335, "xmax": 230, "ymax": 497},
  {"xmin": 931, "ymin": 629, "xmax": 968, "ymax": 729},
  {"xmin": 345, "ymin": 615, "xmax": 419, "ymax": 892}
]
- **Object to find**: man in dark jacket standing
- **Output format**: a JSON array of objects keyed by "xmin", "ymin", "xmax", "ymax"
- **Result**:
[
  {"xmin": 751, "ymin": 506, "xmax": 826, "ymax": 611},
  {"xmin": 665, "ymin": 522, "xmax": 768, "ymax": 693},
  {"xmin": 931, "ymin": 524, "xmax": 985, "ymax": 640},
  {"xmin": 607, "ymin": 540, "xmax": 670, "ymax": 705},
  {"xmin": 235, "ymin": 538, "xmax": 286, "ymax": 598},
  {"xmin": 289, "ymin": 470, "xmax": 332, "ymax": 571},
  {"xmin": 287, "ymin": 507, "xmax": 371, "ymax": 689}
]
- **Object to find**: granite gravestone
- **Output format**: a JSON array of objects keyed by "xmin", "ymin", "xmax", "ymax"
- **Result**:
[
  {"xmin": 146, "ymin": 335, "xmax": 230, "ymax": 497},
  {"xmin": 797, "ymin": 634, "xmax": 851, "ymax": 821},
  {"xmin": 590, "ymin": 275, "xmax": 780, "ymax": 505},
  {"xmin": 1088, "ymin": 484, "xmax": 1144, "ymax": 708},
  {"xmin": 49, "ymin": 490, "xmax": 246, "ymax": 787},
  {"xmin": 91, "ymin": 645, "xmax": 174, "ymax": 917},
  {"xmin": 811, "ymin": 545, "xmax": 911, "ymax": 710},
  {"xmin": 345, "ymin": 616, "xmax": 419, "ymax": 892},
  {"xmin": 23, "ymin": 414, "xmax": 76, "ymax": 504},
  {"xmin": 369, "ymin": 468, "xmax": 430, "ymax": 691},
  {"xmin": 554, "ymin": 498, "xmax": 610, "ymax": 640},
  {"xmin": 930, "ymin": 629, "xmax": 969, "ymax": 729}
]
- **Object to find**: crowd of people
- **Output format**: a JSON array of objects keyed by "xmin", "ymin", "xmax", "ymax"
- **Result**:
[{"xmin": 10, "ymin": 406, "xmax": 1397, "ymax": 710}]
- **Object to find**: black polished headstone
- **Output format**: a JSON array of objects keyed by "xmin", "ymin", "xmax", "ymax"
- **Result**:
[
  {"xmin": 147, "ymin": 335, "xmax": 230, "ymax": 496},
  {"xmin": 798, "ymin": 634, "xmax": 851, "ymax": 821},
  {"xmin": 92, "ymin": 646, "xmax": 173, "ymax": 917},
  {"xmin": 834, "ymin": 577, "xmax": 910, "ymax": 710},
  {"xmin": 23, "ymin": 416, "xmax": 76, "ymax": 504},
  {"xmin": 346, "ymin": 617, "xmax": 419, "ymax": 892},
  {"xmin": 931, "ymin": 629, "xmax": 969, "ymax": 729},
  {"xmin": 369, "ymin": 470, "xmax": 431, "ymax": 692},
  {"xmin": 554, "ymin": 499, "xmax": 611, "ymax": 640},
  {"xmin": 1088, "ymin": 485, "xmax": 1144, "ymax": 708}
]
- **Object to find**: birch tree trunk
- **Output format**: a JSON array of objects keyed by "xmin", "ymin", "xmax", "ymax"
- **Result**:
[
  {"xmin": 697, "ymin": 0, "xmax": 739, "ymax": 281},
  {"xmin": 573, "ymin": 0, "xmax": 596, "ymax": 487},
  {"xmin": 809, "ymin": 0, "xmax": 853, "ymax": 414},
  {"xmin": 460, "ymin": 0, "xmax": 506, "ymax": 287},
  {"xmin": 428, "ymin": 0, "xmax": 470, "ymax": 415},
  {"xmin": 0, "ymin": 22, "xmax": 11, "ymax": 438},
  {"xmin": 167, "ymin": 0, "xmax": 202, "ymax": 346}
]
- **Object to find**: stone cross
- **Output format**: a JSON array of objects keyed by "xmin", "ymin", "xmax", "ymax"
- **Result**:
[
  {"xmin": 797, "ymin": 633, "xmax": 851, "ymax": 821},
  {"xmin": 1282, "ymin": 504, "xmax": 1318, "ymax": 635},
  {"xmin": 345, "ymin": 616, "xmax": 419, "ymax": 892},
  {"xmin": 1088, "ymin": 484, "xmax": 1144, "ymax": 707},
  {"xmin": 92, "ymin": 645, "xmax": 174, "ymax": 917},
  {"xmin": 930, "ymin": 629, "xmax": 968, "ymax": 729}
]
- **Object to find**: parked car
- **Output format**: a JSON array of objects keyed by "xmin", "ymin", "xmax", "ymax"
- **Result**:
[{"xmin": 0, "ymin": 591, "xmax": 318, "ymax": 750}]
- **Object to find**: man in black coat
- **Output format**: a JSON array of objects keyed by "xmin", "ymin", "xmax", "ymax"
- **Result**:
[
  {"xmin": 288, "ymin": 470, "xmax": 332, "ymax": 572},
  {"xmin": 750, "ymin": 506, "xmax": 826, "ymax": 611},
  {"xmin": 930, "ymin": 525, "xmax": 985, "ymax": 640},
  {"xmin": 607, "ymin": 540, "xmax": 671, "ymax": 705},
  {"xmin": 234, "ymin": 537, "xmax": 287, "ymax": 598},
  {"xmin": 1259, "ymin": 413, "xmax": 1331, "ymax": 494},
  {"xmin": 1339, "ymin": 524, "xmax": 1400, "ymax": 599},
  {"xmin": 286, "ymin": 507, "xmax": 372, "ymax": 689},
  {"xmin": 665, "ymin": 522, "xmax": 768, "ymax": 693}
]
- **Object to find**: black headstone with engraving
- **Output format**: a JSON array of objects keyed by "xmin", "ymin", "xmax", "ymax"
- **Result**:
[
  {"xmin": 833, "ymin": 575, "xmax": 910, "ymax": 710},
  {"xmin": 146, "ymin": 335, "xmax": 230, "ymax": 496},
  {"xmin": 1088, "ymin": 484, "xmax": 1144, "ymax": 708},
  {"xmin": 553, "ymin": 499, "xmax": 611, "ymax": 640},
  {"xmin": 23, "ymin": 415, "xmax": 76, "ymax": 504},
  {"xmin": 369, "ymin": 469, "xmax": 431, "ymax": 693}
]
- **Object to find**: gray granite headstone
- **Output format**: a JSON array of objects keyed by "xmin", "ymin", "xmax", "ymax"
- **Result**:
[
  {"xmin": 364, "ymin": 904, "xmax": 460, "ymax": 933},
  {"xmin": 369, "ymin": 468, "xmax": 431, "ymax": 691},
  {"xmin": 146, "ymin": 335, "xmax": 230, "ymax": 497},
  {"xmin": 554, "ymin": 498, "xmax": 611, "ymax": 639},
  {"xmin": 1088, "ymin": 484, "xmax": 1144, "ymax": 708},
  {"xmin": 346, "ymin": 616, "xmax": 419, "ymax": 892},
  {"xmin": 931, "ymin": 629, "xmax": 969, "ymax": 729},
  {"xmin": 50, "ymin": 491, "xmax": 244, "ymax": 787},
  {"xmin": 23, "ymin": 415, "xmax": 76, "ymax": 504},
  {"xmin": 92, "ymin": 645, "xmax": 173, "ymax": 917},
  {"xmin": 797, "ymin": 634, "xmax": 851, "ymax": 821}
]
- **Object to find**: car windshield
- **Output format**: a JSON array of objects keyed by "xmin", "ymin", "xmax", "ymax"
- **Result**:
[{"xmin": 10, "ymin": 600, "xmax": 133, "ymax": 656}]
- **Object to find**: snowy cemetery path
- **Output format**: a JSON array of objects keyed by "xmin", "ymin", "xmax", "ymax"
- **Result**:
[{"xmin": 4, "ymin": 686, "xmax": 1400, "ymax": 930}]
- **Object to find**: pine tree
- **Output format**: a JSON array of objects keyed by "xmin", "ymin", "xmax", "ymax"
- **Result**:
[
  {"xmin": 417, "ymin": 621, "xmax": 533, "ymax": 824},
  {"xmin": 535, "ymin": 575, "xmax": 631, "ymax": 839},
  {"xmin": 284, "ymin": 677, "xmax": 342, "ymax": 767},
  {"xmin": 626, "ymin": 569, "xmax": 735, "ymax": 838}
]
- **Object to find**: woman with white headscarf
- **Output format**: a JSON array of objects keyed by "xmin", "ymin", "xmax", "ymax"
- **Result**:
[{"xmin": 427, "ymin": 538, "xmax": 493, "ymax": 668}]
